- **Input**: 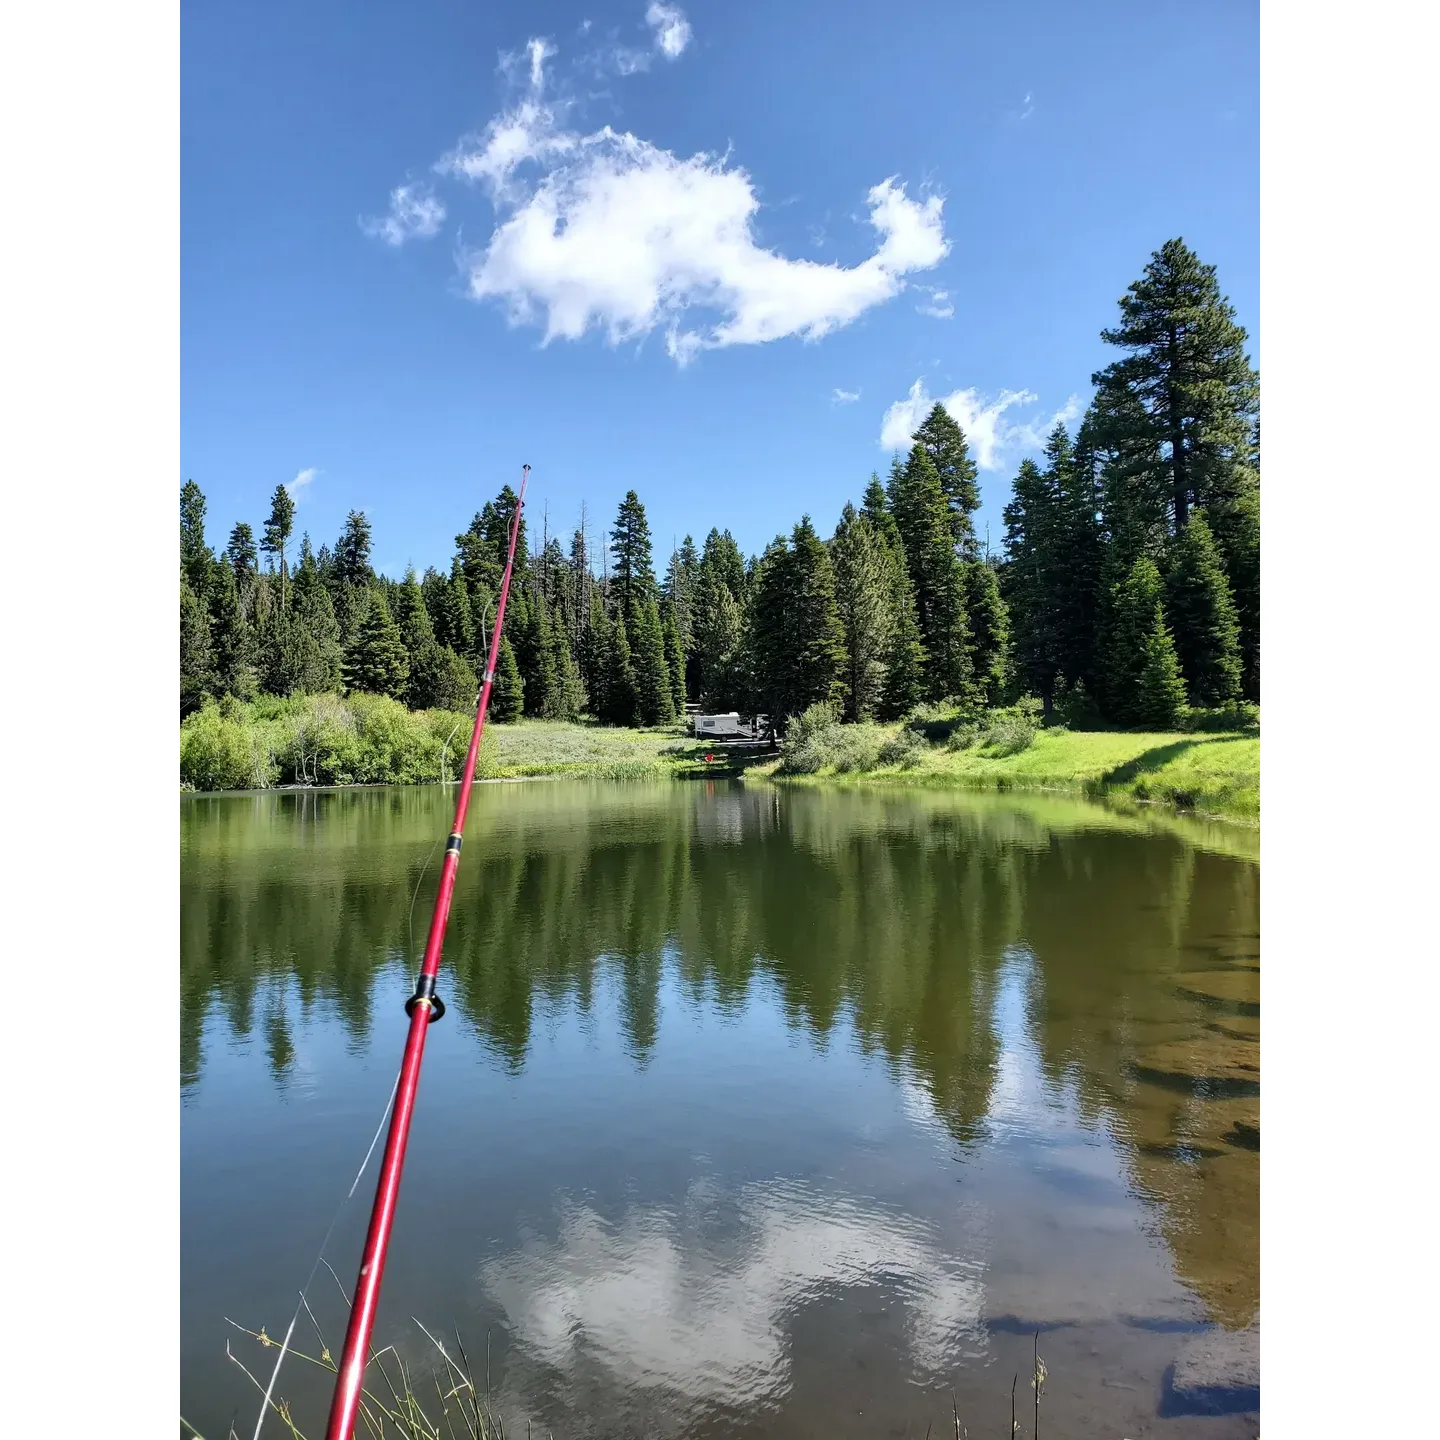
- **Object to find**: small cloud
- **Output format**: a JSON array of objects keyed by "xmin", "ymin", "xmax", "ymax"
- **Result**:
[
  {"xmin": 286, "ymin": 467, "xmax": 319, "ymax": 499},
  {"xmin": 879, "ymin": 379, "xmax": 1080, "ymax": 469},
  {"xmin": 362, "ymin": 184, "xmax": 446, "ymax": 246},
  {"xmin": 646, "ymin": 3, "xmax": 692, "ymax": 59},
  {"xmin": 578, "ymin": 19, "xmax": 593, "ymax": 36},
  {"xmin": 916, "ymin": 287, "xmax": 954, "ymax": 320},
  {"xmin": 1019, "ymin": 91, "xmax": 1035, "ymax": 121},
  {"xmin": 528, "ymin": 37, "xmax": 557, "ymax": 89},
  {"xmin": 832, "ymin": 388, "xmax": 861, "ymax": 406}
]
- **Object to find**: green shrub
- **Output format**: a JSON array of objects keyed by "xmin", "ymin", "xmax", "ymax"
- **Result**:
[
  {"xmin": 904, "ymin": 697, "xmax": 978, "ymax": 744},
  {"xmin": 945, "ymin": 722, "xmax": 981, "ymax": 751},
  {"xmin": 879, "ymin": 728, "xmax": 929, "ymax": 769},
  {"xmin": 180, "ymin": 700, "xmax": 280, "ymax": 791},
  {"xmin": 983, "ymin": 705, "xmax": 1037, "ymax": 756},
  {"xmin": 1180, "ymin": 701, "xmax": 1260, "ymax": 733}
]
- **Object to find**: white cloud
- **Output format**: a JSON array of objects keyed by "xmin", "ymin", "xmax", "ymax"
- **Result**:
[
  {"xmin": 386, "ymin": 29, "xmax": 946, "ymax": 363},
  {"xmin": 832, "ymin": 388, "xmax": 860, "ymax": 405},
  {"xmin": 916, "ymin": 286, "xmax": 954, "ymax": 319},
  {"xmin": 645, "ymin": 3, "xmax": 692, "ymax": 59},
  {"xmin": 879, "ymin": 379, "xmax": 1081, "ymax": 469},
  {"xmin": 528, "ymin": 37, "xmax": 556, "ymax": 88},
  {"xmin": 438, "ymin": 63, "xmax": 947, "ymax": 363},
  {"xmin": 1020, "ymin": 91, "xmax": 1035, "ymax": 121},
  {"xmin": 286, "ymin": 466, "xmax": 319, "ymax": 499},
  {"xmin": 362, "ymin": 184, "xmax": 446, "ymax": 246}
]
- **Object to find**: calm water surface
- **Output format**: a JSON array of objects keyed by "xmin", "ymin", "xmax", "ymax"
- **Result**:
[{"xmin": 180, "ymin": 781, "xmax": 1259, "ymax": 1438}]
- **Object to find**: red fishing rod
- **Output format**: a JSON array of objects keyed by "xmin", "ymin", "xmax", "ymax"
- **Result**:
[{"xmin": 323, "ymin": 465, "xmax": 530, "ymax": 1440}]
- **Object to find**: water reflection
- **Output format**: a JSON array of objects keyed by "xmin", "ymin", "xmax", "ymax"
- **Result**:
[
  {"xmin": 484, "ymin": 1179, "xmax": 986, "ymax": 1414},
  {"xmin": 181, "ymin": 781, "xmax": 1258, "ymax": 1435}
]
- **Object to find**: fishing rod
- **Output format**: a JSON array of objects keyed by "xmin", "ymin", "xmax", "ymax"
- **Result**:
[{"xmin": 322, "ymin": 464, "xmax": 530, "ymax": 1440}]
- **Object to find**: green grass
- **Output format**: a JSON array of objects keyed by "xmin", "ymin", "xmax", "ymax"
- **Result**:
[
  {"xmin": 763, "ymin": 725, "xmax": 1259, "ymax": 823},
  {"xmin": 180, "ymin": 695, "xmax": 1256, "ymax": 823},
  {"xmin": 484, "ymin": 719, "xmax": 688, "ymax": 779}
]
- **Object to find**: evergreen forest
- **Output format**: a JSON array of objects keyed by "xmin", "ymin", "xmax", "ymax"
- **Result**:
[{"xmin": 181, "ymin": 239, "xmax": 1259, "ymax": 740}]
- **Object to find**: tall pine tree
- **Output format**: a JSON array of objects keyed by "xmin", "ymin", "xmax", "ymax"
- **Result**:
[
  {"xmin": 1164, "ymin": 510, "xmax": 1242, "ymax": 706},
  {"xmin": 890, "ymin": 444, "xmax": 972, "ymax": 700},
  {"xmin": 1092, "ymin": 238, "xmax": 1259, "ymax": 535},
  {"xmin": 1136, "ymin": 605, "xmax": 1189, "ymax": 729},
  {"xmin": 831, "ymin": 503, "xmax": 895, "ymax": 722},
  {"xmin": 343, "ymin": 588, "xmax": 409, "ymax": 698},
  {"xmin": 912, "ymin": 403, "xmax": 982, "ymax": 559},
  {"xmin": 1002, "ymin": 458, "xmax": 1063, "ymax": 712},
  {"xmin": 261, "ymin": 483, "xmax": 297, "ymax": 610},
  {"xmin": 750, "ymin": 519, "xmax": 845, "ymax": 730},
  {"xmin": 180, "ymin": 481, "xmax": 214, "ymax": 594}
]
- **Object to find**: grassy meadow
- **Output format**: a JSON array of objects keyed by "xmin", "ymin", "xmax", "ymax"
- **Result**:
[{"xmin": 180, "ymin": 693, "xmax": 1257, "ymax": 823}]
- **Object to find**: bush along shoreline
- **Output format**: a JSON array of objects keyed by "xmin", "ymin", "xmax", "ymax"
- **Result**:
[
  {"xmin": 180, "ymin": 692, "xmax": 1258, "ymax": 823},
  {"xmin": 767, "ymin": 696, "xmax": 1259, "ymax": 822}
]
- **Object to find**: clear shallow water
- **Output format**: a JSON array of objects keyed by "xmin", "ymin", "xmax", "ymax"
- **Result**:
[{"xmin": 180, "ymin": 781, "xmax": 1259, "ymax": 1438}]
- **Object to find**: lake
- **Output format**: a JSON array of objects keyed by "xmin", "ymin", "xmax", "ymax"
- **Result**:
[{"xmin": 180, "ymin": 780, "xmax": 1259, "ymax": 1439}]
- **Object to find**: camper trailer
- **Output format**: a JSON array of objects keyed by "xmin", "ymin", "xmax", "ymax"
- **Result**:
[{"xmin": 694, "ymin": 712, "xmax": 746, "ymax": 740}]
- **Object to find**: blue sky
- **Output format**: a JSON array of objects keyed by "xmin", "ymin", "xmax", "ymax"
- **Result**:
[{"xmin": 181, "ymin": 0, "xmax": 1258, "ymax": 578}]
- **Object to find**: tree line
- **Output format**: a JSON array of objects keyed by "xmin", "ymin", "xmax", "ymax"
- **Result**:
[{"xmin": 180, "ymin": 237, "xmax": 1258, "ymax": 734}]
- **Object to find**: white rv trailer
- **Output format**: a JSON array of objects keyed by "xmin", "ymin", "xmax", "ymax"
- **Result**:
[{"xmin": 694, "ymin": 712, "xmax": 747, "ymax": 739}]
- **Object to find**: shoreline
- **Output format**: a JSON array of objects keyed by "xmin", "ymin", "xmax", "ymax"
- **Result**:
[{"xmin": 181, "ymin": 743, "xmax": 1258, "ymax": 827}]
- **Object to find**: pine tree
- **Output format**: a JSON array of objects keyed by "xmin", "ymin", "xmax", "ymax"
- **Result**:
[
  {"xmin": 912, "ymin": 403, "xmax": 982, "ymax": 558},
  {"xmin": 180, "ymin": 480, "xmax": 214, "ymax": 594},
  {"xmin": 433, "ymin": 561, "xmax": 477, "ymax": 659},
  {"xmin": 485, "ymin": 486, "xmax": 528, "ymax": 578},
  {"xmin": 409, "ymin": 643, "xmax": 478, "ymax": 713},
  {"xmin": 343, "ymin": 588, "xmax": 410, "ymax": 698},
  {"xmin": 1102, "ymin": 555, "xmax": 1168, "ymax": 726},
  {"xmin": 1164, "ymin": 511, "xmax": 1242, "ymax": 706},
  {"xmin": 962, "ymin": 559, "xmax": 1010, "ymax": 707},
  {"xmin": 891, "ymin": 444, "xmax": 972, "ymax": 700},
  {"xmin": 1053, "ymin": 418, "xmax": 1105, "ymax": 696},
  {"xmin": 879, "ymin": 574, "xmax": 926, "ymax": 719},
  {"xmin": 261, "ymin": 483, "xmax": 297, "ymax": 610},
  {"xmin": 1093, "ymin": 238, "xmax": 1259, "ymax": 535},
  {"xmin": 331, "ymin": 511, "xmax": 375, "ymax": 646},
  {"xmin": 701, "ymin": 528, "xmax": 747, "ymax": 602},
  {"xmin": 691, "ymin": 565, "xmax": 744, "ymax": 711},
  {"xmin": 1135, "ymin": 605, "xmax": 1189, "ymax": 728},
  {"xmin": 632, "ymin": 594, "xmax": 675, "ymax": 726},
  {"xmin": 603, "ymin": 609, "xmax": 639, "ymax": 726},
  {"xmin": 662, "ymin": 599, "xmax": 688, "ymax": 715},
  {"xmin": 291, "ymin": 553, "xmax": 344, "ymax": 693},
  {"xmin": 334, "ymin": 511, "xmax": 374, "ymax": 587},
  {"xmin": 227, "ymin": 523, "xmax": 259, "ymax": 613},
  {"xmin": 860, "ymin": 472, "xmax": 902, "ymax": 551},
  {"xmin": 831, "ymin": 503, "xmax": 895, "ymax": 721},
  {"xmin": 581, "ymin": 590, "xmax": 611, "ymax": 717},
  {"xmin": 1002, "ymin": 457, "xmax": 1063, "ymax": 713},
  {"xmin": 490, "ymin": 632, "xmax": 524, "ymax": 722},
  {"xmin": 514, "ymin": 590, "xmax": 557, "ymax": 718},
  {"xmin": 1222, "ymin": 488, "xmax": 1260, "ymax": 701},
  {"xmin": 546, "ymin": 614, "xmax": 585, "ymax": 721},
  {"xmin": 394, "ymin": 567, "xmax": 436, "ymax": 669},
  {"xmin": 750, "ymin": 519, "xmax": 845, "ymax": 729},
  {"xmin": 209, "ymin": 561, "xmax": 257, "ymax": 700},
  {"xmin": 180, "ymin": 578, "xmax": 214, "ymax": 715},
  {"xmin": 663, "ymin": 544, "xmax": 695, "ymax": 657},
  {"xmin": 610, "ymin": 491, "xmax": 656, "ymax": 623}
]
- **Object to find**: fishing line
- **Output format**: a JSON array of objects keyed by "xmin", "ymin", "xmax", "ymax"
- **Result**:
[
  {"xmin": 247, "ymin": 1064, "xmax": 402, "ymax": 1440},
  {"xmin": 251, "ymin": 702, "xmax": 473, "ymax": 1435}
]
